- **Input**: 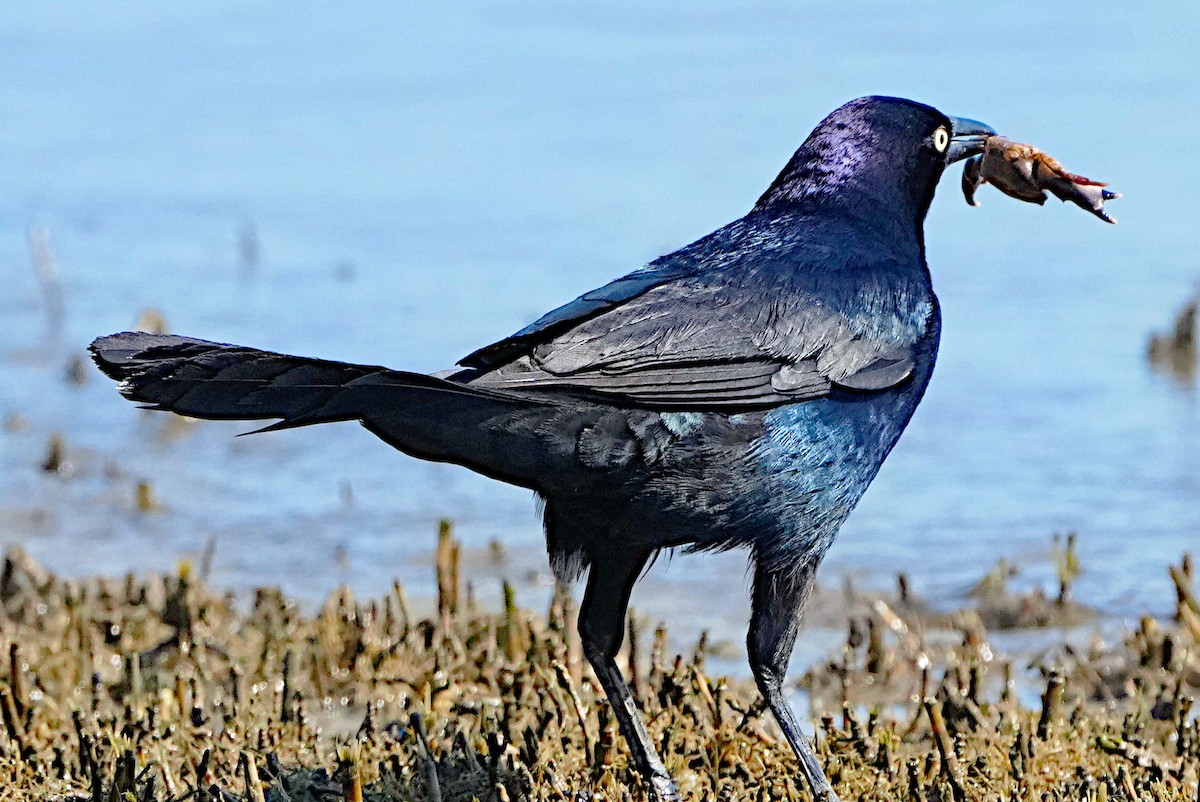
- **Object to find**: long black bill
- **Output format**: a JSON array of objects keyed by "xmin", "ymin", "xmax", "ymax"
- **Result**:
[{"xmin": 946, "ymin": 116, "xmax": 997, "ymax": 163}]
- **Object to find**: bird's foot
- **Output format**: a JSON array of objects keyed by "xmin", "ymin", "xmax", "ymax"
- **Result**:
[
  {"xmin": 648, "ymin": 771, "xmax": 680, "ymax": 802},
  {"xmin": 802, "ymin": 774, "xmax": 842, "ymax": 802}
]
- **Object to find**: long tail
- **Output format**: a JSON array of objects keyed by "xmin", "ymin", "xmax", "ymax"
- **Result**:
[{"xmin": 89, "ymin": 332, "xmax": 575, "ymax": 487}]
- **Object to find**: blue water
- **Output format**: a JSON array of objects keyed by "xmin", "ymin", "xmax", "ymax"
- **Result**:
[{"xmin": 2, "ymin": 3, "xmax": 1198, "ymax": 664}]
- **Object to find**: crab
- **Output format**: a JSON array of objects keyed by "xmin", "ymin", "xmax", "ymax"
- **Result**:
[{"xmin": 961, "ymin": 136, "xmax": 1120, "ymax": 224}]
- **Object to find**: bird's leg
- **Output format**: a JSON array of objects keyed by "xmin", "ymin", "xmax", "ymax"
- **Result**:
[
  {"xmin": 748, "ymin": 558, "xmax": 840, "ymax": 802},
  {"xmin": 579, "ymin": 550, "xmax": 679, "ymax": 802}
]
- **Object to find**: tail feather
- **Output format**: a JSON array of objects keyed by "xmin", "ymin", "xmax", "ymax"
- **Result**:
[
  {"xmin": 90, "ymin": 332, "xmax": 589, "ymax": 490},
  {"xmin": 90, "ymin": 331, "xmax": 550, "ymax": 425},
  {"xmin": 91, "ymin": 332, "xmax": 391, "ymax": 425}
]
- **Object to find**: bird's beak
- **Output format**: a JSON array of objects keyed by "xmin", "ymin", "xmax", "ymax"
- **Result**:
[{"xmin": 946, "ymin": 116, "xmax": 997, "ymax": 163}]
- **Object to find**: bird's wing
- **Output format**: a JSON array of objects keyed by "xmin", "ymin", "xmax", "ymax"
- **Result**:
[
  {"xmin": 459, "ymin": 258, "xmax": 696, "ymax": 371},
  {"xmin": 462, "ymin": 215, "xmax": 933, "ymax": 410}
]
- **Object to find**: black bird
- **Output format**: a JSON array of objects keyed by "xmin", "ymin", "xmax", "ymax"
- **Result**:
[{"xmin": 91, "ymin": 96, "xmax": 996, "ymax": 802}]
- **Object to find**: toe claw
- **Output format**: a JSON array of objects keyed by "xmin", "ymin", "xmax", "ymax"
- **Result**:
[{"xmin": 650, "ymin": 773, "xmax": 681, "ymax": 802}]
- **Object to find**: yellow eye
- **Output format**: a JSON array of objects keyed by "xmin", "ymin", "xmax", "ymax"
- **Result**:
[{"xmin": 933, "ymin": 127, "xmax": 950, "ymax": 153}]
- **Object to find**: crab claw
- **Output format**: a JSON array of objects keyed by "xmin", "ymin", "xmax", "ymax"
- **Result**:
[
  {"xmin": 961, "ymin": 155, "xmax": 985, "ymax": 207},
  {"xmin": 1044, "ymin": 179, "xmax": 1121, "ymax": 224}
]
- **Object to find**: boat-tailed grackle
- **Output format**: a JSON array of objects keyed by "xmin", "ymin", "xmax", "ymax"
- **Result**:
[{"xmin": 93, "ymin": 96, "xmax": 1001, "ymax": 801}]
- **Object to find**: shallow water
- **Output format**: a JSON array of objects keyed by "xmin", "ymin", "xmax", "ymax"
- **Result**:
[{"xmin": 2, "ymin": 3, "xmax": 1198, "ymax": 669}]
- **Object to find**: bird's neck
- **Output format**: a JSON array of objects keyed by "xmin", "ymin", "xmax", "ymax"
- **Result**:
[{"xmin": 762, "ymin": 191, "xmax": 929, "ymax": 261}]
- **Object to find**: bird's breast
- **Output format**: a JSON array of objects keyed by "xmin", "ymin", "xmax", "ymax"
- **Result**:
[{"xmin": 744, "ymin": 359, "xmax": 933, "ymax": 553}]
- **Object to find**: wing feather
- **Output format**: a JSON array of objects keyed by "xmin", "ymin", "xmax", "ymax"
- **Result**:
[{"xmin": 459, "ymin": 211, "xmax": 932, "ymax": 410}]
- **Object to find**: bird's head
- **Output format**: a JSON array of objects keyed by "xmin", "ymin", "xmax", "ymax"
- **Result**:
[{"xmin": 755, "ymin": 96, "xmax": 994, "ymax": 232}]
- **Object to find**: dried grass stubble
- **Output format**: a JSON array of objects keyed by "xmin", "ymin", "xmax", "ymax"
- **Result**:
[{"xmin": 0, "ymin": 544, "xmax": 1195, "ymax": 801}]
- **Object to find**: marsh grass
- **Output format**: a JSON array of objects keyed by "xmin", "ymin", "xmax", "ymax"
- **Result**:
[{"xmin": 0, "ymin": 542, "xmax": 1195, "ymax": 801}]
